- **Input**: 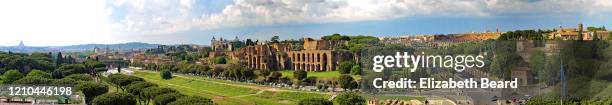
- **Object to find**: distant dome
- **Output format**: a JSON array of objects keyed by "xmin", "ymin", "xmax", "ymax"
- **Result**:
[{"xmin": 18, "ymin": 40, "xmax": 25, "ymax": 48}]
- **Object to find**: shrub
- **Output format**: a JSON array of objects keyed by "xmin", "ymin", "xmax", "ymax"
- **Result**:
[
  {"xmin": 154, "ymin": 93, "xmax": 184, "ymax": 105},
  {"xmin": 350, "ymin": 65, "xmax": 361, "ymax": 75},
  {"xmin": 2, "ymin": 70, "xmax": 24, "ymax": 84},
  {"xmin": 126, "ymin": 81, "xmax": 158, "ymax": 105},
  {"xmin": 51, "ymin": 70, "xmax": 64, "ymax": 79},
  {"xmin": 26, "ymin": 70, "xmax": 51, "ymax": 78},
  {"xmin": 52, "ymin": 78, "xmax": 78, "ymax": 86},
  {"xmin": 161, "ymin": 70, "xmax": 172, "ymax": 80},
  {"xmin": 299, "ymin": 98, "xmax": 333, "ymax": 105},
  {"xmin": 334, "ymin": 92, "xmax": 366, "ymax": 105},
  {"xmin": 168, "ymin": 96, "xmax": 214, "ymax": 105},
  {"xmin": 338, "ymin": 75, "xmax": 357, "ymax": 90},
  {"xmin": 13, "ymin": 76, "xmax": 52, "ymax": 85},
  {"xmin": 92, "ymin": 92, "xmax": 137, "ymax": 105},
  {"xmin": 66, "ymin": 74, "xmax": 94, "ymax": 81},
  {"xmin": 294, "ymin": 70, "xmax": 307, "ymax": 80},
  {"xmin": 213, "ymin": 56, "xmax": 227, "ymax": 64},
  {"xmin": 338, "ymin": 61, "xmax": 355, "ymax": 74},
  {"xmin": 77, "ymin": 81, "xmax": 109, "ymax": 105}
]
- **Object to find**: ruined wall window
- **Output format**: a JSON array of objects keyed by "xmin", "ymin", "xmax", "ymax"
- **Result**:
[
  {"xmin": 311, "ymin": 53, "xmax": 314, "ymax": 62},
  {"xmin": 317, "ymin": 54, "xmax": 321, "ymax": 62},
  {"xmin": 292, "ymin": 53, "xmax": 296, "ymax": 62},
  {"xmin": 307, "ymin": 53, "xmax": 311, "ymax": 62},
  {"xmin": 302, "ymin": 53, "xmax": 306, "ymax": 62}
]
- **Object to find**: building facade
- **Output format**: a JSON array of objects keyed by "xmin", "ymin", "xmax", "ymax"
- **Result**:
[{"xmin": 211, "ymin": 37, "xmax": 351, "ymax": 72}]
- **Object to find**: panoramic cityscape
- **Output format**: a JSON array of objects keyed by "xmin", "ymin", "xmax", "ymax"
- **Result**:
[{"xmin": 1, "ymin": 0, "xmax": 612, "ymax": 105}]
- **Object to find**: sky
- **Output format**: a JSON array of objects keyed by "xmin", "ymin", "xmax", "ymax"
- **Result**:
[{"xmin": 0, "ymin": 0, "xmax": 611, "ymax": 46}]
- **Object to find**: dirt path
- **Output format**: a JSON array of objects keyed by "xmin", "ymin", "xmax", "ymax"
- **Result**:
[{"xmin": 232, "ymin": 90, "xmax": 265, "ymax": 98}]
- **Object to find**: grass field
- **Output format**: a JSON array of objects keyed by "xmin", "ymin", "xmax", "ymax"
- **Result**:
[
  {"xmin": 133, "ymin": 71, "xmax": 331, "ymax": 105},
  {"xmin": 280, "ymin": 70, "xmax": 361, "ymax": 80}
]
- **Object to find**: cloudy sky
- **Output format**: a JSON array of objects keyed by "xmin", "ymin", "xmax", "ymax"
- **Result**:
[{"xmin": 0, "ymin": 0, "xmax": 611, "ymax": 46}]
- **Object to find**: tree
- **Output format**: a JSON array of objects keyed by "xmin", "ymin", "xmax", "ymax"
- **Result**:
[
  {"xmin": 259, "ymin": 69, "xmax": 271, "ymax": 78},
  {"xmin": 242, "ymin": 68, "xmax": 256, "ymax": 81},
  {"xmin": 57, "ymin": 64, "xmax": 87, "ymax": 76},
  {"xmin": 299, "ymin": 98, "xmax": 333, "ymax": 105},
  {"xmin": 13, "ymin": 76, "xmax": 52, "ymax": 84},
  {"xmin": 338, "ymin": 75, "xmax": 357, "ymax": 90},
  {"xmin": 2, "ymin": 70, "xmax": 23, "ymax": 84},
  {"xmin": 246, "ymin": 39, "xmax": 255, "ymax": 46},
  {"xmin": 322, "ymin": 34, "xmax": 350, "ymax": 41},
  {"xmin": 168, "ymin": 96, "xmax": 214, "ymax": 105},
  {"xmin": 77, "ymin": 82, "xmax": 109, "ymax": 105},
  {"xmin": 498, "ymin": 30, "xmax": 545, "ymax": 40},
  {"xmin": 92, "ymin": 92, "xmax": 137, "ymax": 105},
  {"xmin": 66, "ymin": 74, "xmax": 94, "ymax": 81},
  {"xmin": 271, "ymin": 36, "xmax": 280, "ymax": 43},
  {"xmin": 586, "ymin": 26, "xmax": 607, "ymax": 31},
  {"xmin": 7, "ymin": 57, "xmax": 36, "ymax": 73},
  {"xmin": 51, "ymin": 70, "xmax": 65, "ymax": 79},
  {"xmin": 268, "ymin": 71, "xmax": 283, "ymax": 82},
  {"xmin": 211, "ymin": 66, "xmax": 224, "ymax": 78},
  {"xmin": 143, "ymin": 87, "xmax": 179, "ymax": 105},
  {"xmin": 223, "ymin": 63, "xmax": 253, "ymax": 81},
  {"xmin": 334, "ymin": 92, "xmax": 366, "ymax": 105},
  {"xmin": 294, "ymin": 70, "xmax": 307, "ymax": 80},
  {"xmin": 56, "ymin": 52, "xmax": 63, "ymax": 67},
  {"xmin": 213, "ymin": 56, "xmax": 227, "ymax": 64},
  {"xmin": 350, "ymin": 65, "xmax": 361, "ymax": 75},
  {"xmin": 154, "ymin": 93, "xmax": 184, "ymax": 105},
  {"xmin": 108, "ymin": 74, "xmax": 144, "ymax": 91},
  {"xmin": 338, "ymin": 61, "xmax": 355, "ymax": 74},
  {"xmin": 126, "ymin": 81, "xmax": 158, "ymax": 105},
  {"xmin": 26, "ymin": 69, "xmax": 51, "ymax": 78},
  {"xmin": 65, "ymin": 56, "xmax": 76, "ymax": 64},
  {"xmin": 52, "ymin": 78, "xmax": 77, "ymax": 86},
  {"xmin": 490, "ymin": 41, "xmax": 520, "ymax": 80},
  {"xmin": 84, "ymin": 60, "xmax": 106, "ymax": 77},
  {"xmin": 161, "ymin": 70, "xmax": 172, "ymax": 80}
]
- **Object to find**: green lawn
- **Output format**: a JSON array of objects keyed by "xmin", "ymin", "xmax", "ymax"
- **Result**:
[
  {"xmin": 280, "ymin": 70, "xmax": 361, "ymax": 80},
  {"xmin": 133, "ymin": 71, "xmax": 330, "ymax": 105}
]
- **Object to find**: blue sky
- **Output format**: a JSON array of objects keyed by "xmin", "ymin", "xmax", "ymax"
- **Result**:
[{"xmin": 0, "ymin": 0, "xmax": 611, "ymax": 46}]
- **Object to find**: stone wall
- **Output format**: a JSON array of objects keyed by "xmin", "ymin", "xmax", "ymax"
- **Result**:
[{"xmin": 213, "ymin": 38, "xmax": 351, "ymax": 72}]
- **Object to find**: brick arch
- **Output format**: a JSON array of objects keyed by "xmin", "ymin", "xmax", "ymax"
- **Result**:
[
  {"xmin": 308, "ymin": 64, "xmax": 312, "ymax": 71},
  {"xmin": 251, "ymin": 56, "xmax": 256, "ymax": 68},
  {"xmin": 322, "ymin": 53, "xmax": 328, "ymax": 71},
  {"xmin": 311, "ymin": 53, "xmax": 315, "ymax": 62},
  {"xmin": 298, "ymin": 53, "xmax": 301, "ymax": 62},
  {"xmin": 317, "ymin": 53, "xmax": 321, "ymax": 62},
  {"xmin": 292, "ymin": 53, "xmax": 296, "ymax": 62},
  {"xmin": 309, "ymin": 53, "xmax": 313, "ymax": 62},
  {"xmin": 301, "ymin": 53, "xmax": 306, "ymax": 62}
]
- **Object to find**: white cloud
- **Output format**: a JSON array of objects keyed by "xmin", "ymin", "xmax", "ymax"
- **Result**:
[
  {"xmin": 0, "ymin": 0, "xmax": 112, "ymax": 46},
  {"xmin": 2, "ymin": 0, "xmax": 610, "ymax": 46},
  {"xmin": 194, "ymin": 0, "xmax": 612, "ymax": 30},
  {"xmin": 109, "ymin": 0, "xmax": 196, "ymax": 35},
  {"xmin": 108, "ymin": 0, "xmax": 612, "ymax": 35}
]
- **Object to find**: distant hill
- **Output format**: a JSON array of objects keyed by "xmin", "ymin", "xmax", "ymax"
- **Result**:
[
  {"xmin": 49, "ymin": 42, "xmax": 160, "ymax": 50},
  {"xmin": 0, "ymin": 42, "xmax": 160, "ymax": 53}
]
